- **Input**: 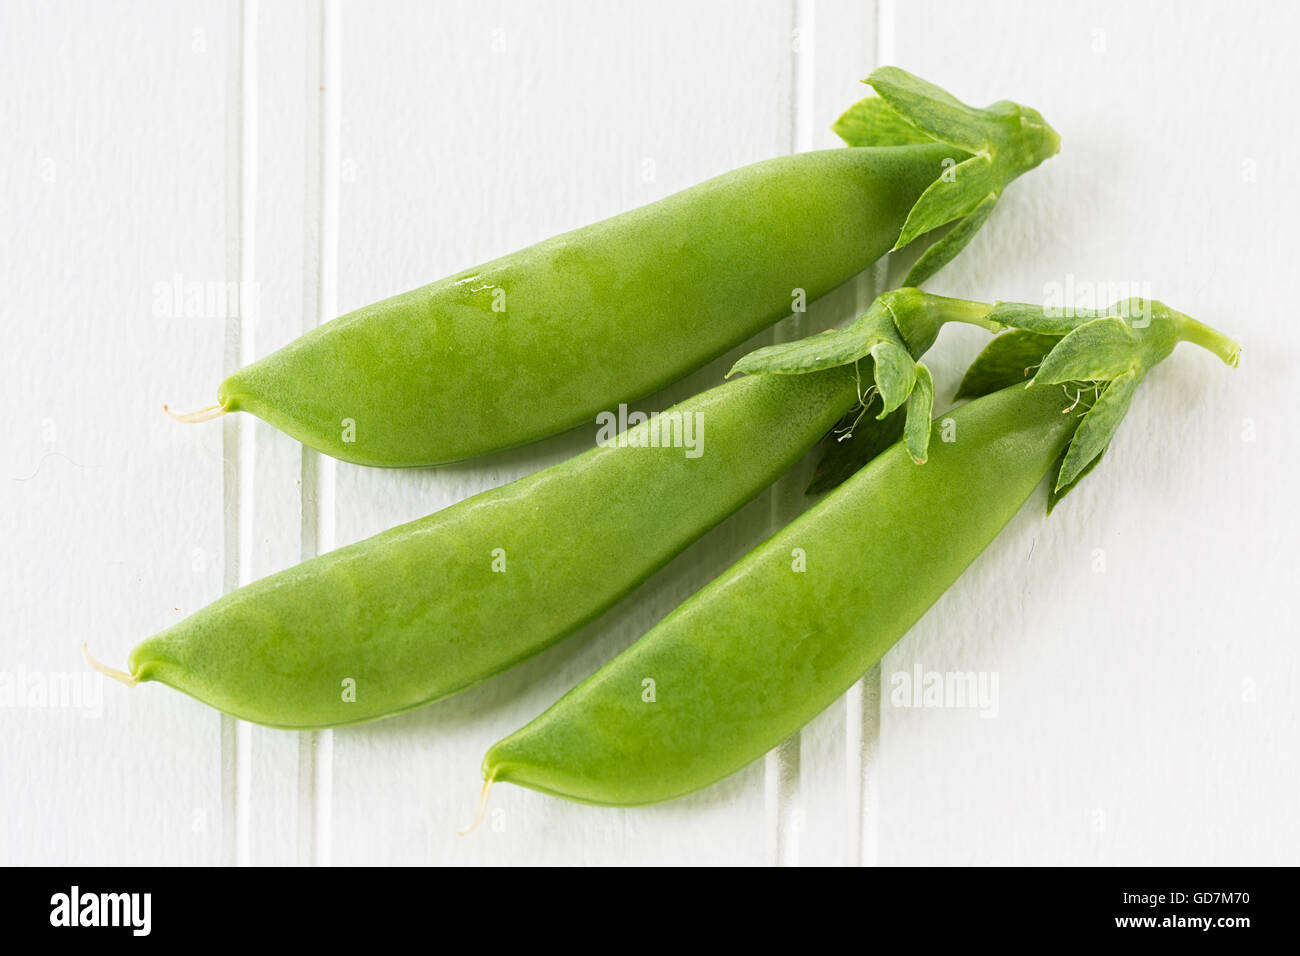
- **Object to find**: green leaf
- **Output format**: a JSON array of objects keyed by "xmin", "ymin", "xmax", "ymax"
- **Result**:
[
  {"xmin": 807, "ymin": 399, "xmax": 906, "ymax": 496},
  {"xmin": 986, "ymin": 301, "xmax": 1105, "ymax": 335},
  {"xmin": 903, "ymin": 362, "xmax": 935, "ymax": 463},
  {"xmin": 833, "ymin": 95, "xmax": 937, "ymax": 147},
  {"xmin": 1056, "ymin": 369, "xmax": 1141, "ymax": 490},
  {"xmin": 728, "ymin": 307, "xmax": 893, "ymax": 377},
  {"xmin": 871, "ymin": 339, "xmax": 917, "ymax": 415},
  {"xmin": 1047, "ymin": 444, "xmax": 1107, "ymax": 515},
  {"xmin": 731, "ymin": 289, "xmax": 997, "ymax": 381},
  {"xmin": 1032, "ymin": 317, "xmax": 1141, "ymax": 386},
  {"xmin": 866, "ymin": 66, "xmax": 991, "ymax": 152},
  {"xmin": 895, "ymin": 155, "xmax": 997, "ymax": 250},
  {"xmin": 902, "ymin": 191, "xmax": 998, "ymax": 287},
  {"xmin": 955, "ymin": 329, "xmax": 1062, "ymax": 399}
]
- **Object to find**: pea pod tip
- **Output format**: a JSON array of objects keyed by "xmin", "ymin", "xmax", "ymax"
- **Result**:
[
  {"xmin": 82, "ymin": 642, "xmax": 137, "ymax": 688},
  {"xmin": 457, "ymin": 771, "xmax": 497, "ymax": 837},
  {"xmin": 163, "ymin": 403, "xmax": 227, "ymax": 424}
]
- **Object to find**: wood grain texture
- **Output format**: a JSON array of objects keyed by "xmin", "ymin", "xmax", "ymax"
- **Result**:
[{"xmin": 2, "ymin": 0, "xmax": 1295, "ymax": 866}]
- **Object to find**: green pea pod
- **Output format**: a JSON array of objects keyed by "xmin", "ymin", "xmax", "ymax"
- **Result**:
[
  {"xmin": 97, "ymin": 368, "xmax": 856, "ymax": 728},
  {"xmin": 481, "ymin": 308, "xmax": 1238, "ymax": 807},
  {"xmin": 170, "ymin": 68, "xmax": 1059, "ymax": 466}
]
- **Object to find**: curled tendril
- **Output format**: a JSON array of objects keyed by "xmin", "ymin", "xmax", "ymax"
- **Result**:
[
  {"xmin": 1059, "ymin": 382, "xmax": 1105, "ymax": 417},
  {"xmin": 836, "ymin": 384, "xmax": 879, "ymax": 442},
  {"xmin": 1062, "ymin": 385, "xmax": 1086, "ymax": 414}
]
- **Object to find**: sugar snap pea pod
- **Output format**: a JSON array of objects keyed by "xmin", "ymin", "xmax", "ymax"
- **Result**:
[
  {"xmin": 170, "ymin": 67, "xmax": 1059, "ymax": 466},
  {"xmin": 92, "ymin": 291, "xmax": 1002, "ymax": 727},
  {"xmin": 480, "ymin": 300, "xmax": 1239, "ymax": 807},
  {"xmin": 96, "ymin": 370, "xmax": 853, "ymax": 727}
]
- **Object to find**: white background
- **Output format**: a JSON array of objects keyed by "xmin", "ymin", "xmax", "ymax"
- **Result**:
[{"xmin": 2, "ymin": 0, "xmax": 1297, "ymax": 866}]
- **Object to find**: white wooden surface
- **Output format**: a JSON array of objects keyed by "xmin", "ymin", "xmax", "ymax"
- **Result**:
[{"xmin": 2, "ymin": 0, "xmax": 1296, "ymax": 866}]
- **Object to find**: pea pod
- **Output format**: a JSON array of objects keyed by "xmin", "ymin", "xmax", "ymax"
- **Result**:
[
  {"xmin": 480, "ymin": 300, "xmax": 1239, "ymax": 807},
  {"xmin": 170, "ymin": 67, "xmax": 1059, "ymax": 466},
  {"xmin": 91, "ymin": 291, "xmax": 1004, "ymax": 727},
  {"xmin": 97, "ymin": 370, "xmax": 853, "ymax": 727}
]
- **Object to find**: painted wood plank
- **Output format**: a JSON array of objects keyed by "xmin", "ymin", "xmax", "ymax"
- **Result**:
[
  {"xmin": 5, "ymin": 0, "xmax": 1296, "ymax": 868},
  {"xmin": 240, "ymin": 0, "xmax": 321, "ymax": 868},
  {"xmin": 769, "ymin": 0, "xmax": 882, "ymax": 869},
  {"xmin": 878, "ymin": 0, "xmax": 1300, "ymax": 865},
  {"xmin": 0, "ymin": 0, "xmax": 238, "ymax": 865}
]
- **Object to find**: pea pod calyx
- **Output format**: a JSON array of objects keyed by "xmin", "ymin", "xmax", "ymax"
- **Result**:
[
  {"xmin": 967, "ymin": 298, "xmax": 1241, "ymax": 493},
  {"xmin": 734, "ymin": 289, "xmax": 1240, "ymax": 500},
  {"xmin": 838, "ymin": 67, "xmax": 1061, "ymax": 285},
  {"xmin": 730, "ymin": 288, "xmax": 1004, "ymax": 465}
]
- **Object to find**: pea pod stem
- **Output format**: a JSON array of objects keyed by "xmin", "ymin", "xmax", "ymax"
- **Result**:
[
  {"xmin": 1173, "ymin": 312, "xmax": 1241, "ymax": 367},
  {"xmin": 940, "ymin": 297, "xmax": 1003, "ymax": 332}
]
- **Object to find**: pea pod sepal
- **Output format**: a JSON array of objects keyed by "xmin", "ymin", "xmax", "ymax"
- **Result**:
[
  {"xmin": 735, "ymin": 290, "xmax": 1240, "ymax": 502},
  {"xmin": 728, "ymin": 288, "xmax": 1003, "ymax": 465},
  {"xmin": 962, "ymin": 297, "xmax": 1241, "ymax": 499},
  {"xmin": 835, "ymin": 66, "xmax": 1062, "ymax": 285}
]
